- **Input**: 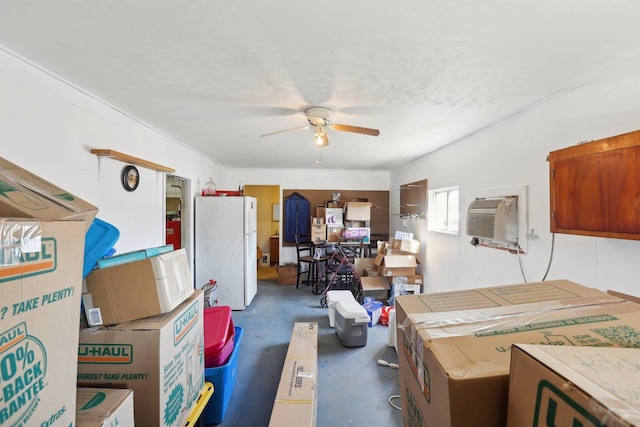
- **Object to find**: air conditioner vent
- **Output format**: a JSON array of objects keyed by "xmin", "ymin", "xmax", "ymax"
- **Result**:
[{"xmin": 466, "ymin": 196, "xmax": 518, "ymax": 243}]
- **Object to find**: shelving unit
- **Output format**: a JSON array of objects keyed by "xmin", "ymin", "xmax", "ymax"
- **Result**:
[{"xmin": 90, "ymin": 148, "xmax": 175, "ymax": 173}]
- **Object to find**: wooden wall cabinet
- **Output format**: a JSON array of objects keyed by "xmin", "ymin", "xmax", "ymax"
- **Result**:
[
  {"xmin": 400, "ymin": 179, "xmax": 427, "ymax": 219},
  {"xmin": 548, "ymin": 129, "xmax": 640, "ymax": 240}
]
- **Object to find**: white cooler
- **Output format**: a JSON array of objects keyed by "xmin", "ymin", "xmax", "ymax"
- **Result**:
[
  {"xmin": 327, "ymin": 290, "xmax": 356, "ymax": 327},
  {"xmin": 335, "ymin": 297, "xmax": 369, "ymax": 347}
]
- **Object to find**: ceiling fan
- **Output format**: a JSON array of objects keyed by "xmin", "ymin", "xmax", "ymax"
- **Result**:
[{"xmin": 260, "ymin": 106, "xmax": 380, "ymax": 147}]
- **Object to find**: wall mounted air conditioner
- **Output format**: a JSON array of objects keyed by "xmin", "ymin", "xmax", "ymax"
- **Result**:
[{"xmin": 466, "ymin": 196, "xmax": 518, "ymax": 243}]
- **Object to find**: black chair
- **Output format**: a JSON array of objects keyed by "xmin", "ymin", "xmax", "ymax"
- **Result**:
[
  {"xmin": 295, "ymin": 234, "xmax": 316, "ymax": 288},
  {"xmin": 339, "ymin": 237, "xmax": 365, "ymax": 261}
]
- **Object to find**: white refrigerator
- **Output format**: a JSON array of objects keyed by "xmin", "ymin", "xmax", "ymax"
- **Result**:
[{"xmin": 194, "ymin": 196, "xmax": 257, "ymax": 310}]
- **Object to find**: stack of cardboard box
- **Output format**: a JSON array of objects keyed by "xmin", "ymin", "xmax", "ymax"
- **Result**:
[
  {"xmin": 79, "ymin": 245, "xmax": 203, "ymax": 426},
  {"xmin": 0, "ymin": 157, "xmax": 205, "ymax": 426},
  {"xmin": 77, "ymin": 290, "xmax": 204, "ymax": 427},
  {"xmin": 311, "ymin": 200, "xmax": 375, "ymax": 243},
  {"xmin": 373, "ymin": 236, "xmax": 422, "ymax": 299},
  {"xmin": 395, "ymin": 280, "xmax": 640, "ymax": 427}
]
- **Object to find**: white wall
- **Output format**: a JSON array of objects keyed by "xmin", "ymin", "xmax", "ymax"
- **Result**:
[
  {"xmin": 0, "ymin": 48, "xmax": 226, "ymax": 264},
  {"xmin": 390, "ymin": 59, "xmax": 640, "ymax": 296}
]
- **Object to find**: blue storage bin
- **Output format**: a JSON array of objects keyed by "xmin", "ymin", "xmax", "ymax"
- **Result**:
[
  {"xmin": 203, "ymin": 326, "xmax": 243, "ymax": 424},
  {"xmin": 83, "ymin": 218, "xmax": 119, "ymax": 278}
]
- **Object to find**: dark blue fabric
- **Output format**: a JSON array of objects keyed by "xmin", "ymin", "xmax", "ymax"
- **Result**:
[{"xmin": 284, "ymin": 192, "xmax": 310, "ymax": 243}]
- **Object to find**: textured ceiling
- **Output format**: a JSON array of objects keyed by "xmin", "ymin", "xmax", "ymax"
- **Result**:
[{"xmin": 1, "ymin": 1, "xmax": 639, "ymax": 170}]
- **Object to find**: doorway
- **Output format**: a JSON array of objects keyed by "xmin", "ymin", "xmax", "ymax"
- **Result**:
[
  {"xmin": 165, "ymin": 175, "xmax": 189, "ymax": 254},
  {"xmin": 244, "ymin": 184, "xmax": 280, "ymax": 279}
]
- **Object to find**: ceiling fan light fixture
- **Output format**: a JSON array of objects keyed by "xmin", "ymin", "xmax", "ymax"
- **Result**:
[{"xmin": 314, "ymin": 126, "xmax": 329, "ymax": 147}]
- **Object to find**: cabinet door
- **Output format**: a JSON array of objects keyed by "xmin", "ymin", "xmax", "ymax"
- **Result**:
[
  {"xmin": 270, "ymin": 236, "xmax": 279, "ymax": 265},
  {"xmin": 549, "ymin": 130, "xmax": 640, "ymax": 239}
]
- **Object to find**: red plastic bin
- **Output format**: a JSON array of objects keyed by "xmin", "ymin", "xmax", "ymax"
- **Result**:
[{"xmin": 204, "ymin": 305, "xmax": 235, "ymax": 367}]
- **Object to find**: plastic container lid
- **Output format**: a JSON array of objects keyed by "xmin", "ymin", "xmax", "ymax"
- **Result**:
[
  {"xmin": 83, "ymin": 218, "xmax": 119, "ymax": 278},
  {"xmin": 335, "ymin": 298, "xmax": 370, "ymax": 324},
  {"xmin": 327, "ymin": 290, "xmax": 355, "ymax": 307},
  {"xmin": 204, "ymin": 306, "xmax": 234, "ymax": 357}
]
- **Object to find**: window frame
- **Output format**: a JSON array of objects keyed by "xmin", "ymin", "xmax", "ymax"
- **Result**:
[{"xmin": 427, "ymin": 186, "xmax": 459, "ymax": 235}]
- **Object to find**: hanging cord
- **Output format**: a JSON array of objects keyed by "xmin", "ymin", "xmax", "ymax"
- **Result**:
[
  {"xmin": 515, "ymin": 232, "xmax": 557, "ymax": 283},
  {"xmin": 516, "ymin": 237, "xmax": 528, "ymax": 283},
  {"xmin": 541, "ymin": 232, "xmax": 555, "ymax": 281}
]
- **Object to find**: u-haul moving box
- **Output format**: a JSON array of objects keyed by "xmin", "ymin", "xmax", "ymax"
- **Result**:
[
  {"xmin": 78, "ymin": 291, "xmax": 204, "ymax": 427},
  {"xmin": 395, "ymin": 280, "xmax": 637, "ymax": 427},
  {"xmin": 507, "ymin": 344, "xmax": 640, "ymax": 427},
  {"xmin": 76, "ymin": 387, "xmax": 135, "ymax": 427},
  {"xmin": 0, "ymin": 158, "xmax": 98, "ymax": 426},
  {"xmin": 0, "ymin": 157, "xmax": 98, "ymax": 226}
]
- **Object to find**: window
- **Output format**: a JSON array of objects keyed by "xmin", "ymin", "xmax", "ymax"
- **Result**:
[{"xmin": 428, "ymin": 186, "xmax": 459, "ymax": 234}]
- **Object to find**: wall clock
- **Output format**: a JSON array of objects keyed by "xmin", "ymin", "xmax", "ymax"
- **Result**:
[{"xmin": 121, "ymin": 165, "xmax": 139, "ymax": 192}]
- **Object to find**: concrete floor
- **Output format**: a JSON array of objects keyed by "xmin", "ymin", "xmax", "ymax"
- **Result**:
[{"xmin": 211, "ymin": 275, "xmax": 404, "ymax": 426}]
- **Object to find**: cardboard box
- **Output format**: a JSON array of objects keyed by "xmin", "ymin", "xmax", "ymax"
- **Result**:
[
  {"xmin": 325, "ymin": 208, "xmax": 343, "ymax": 225},
  {"xmin": 78, "ymin": 290, "xmax": 205, "ymax": 427},
  {"xmin": 390, "ymin": 274, "xmax": 423, "ymax": 285},
  {"xmin": 0, "ymin": 157, "xmax": 98, "ymax": 226},
  {"xmin": 310, "ymin": 217, "xmax": 324, "ymax": 225},
  {"xmin": 315, "ymin": 205, "xmax": 326, "ymax": 218},
  {"xmin": 269, "ymin": 322, "xmax": 318, "ymax": 427},
  {"xmin": 344, "ymin": 227, "xmax": 370, "ymax": 242},
  {"xmin": 374, "ymin": 253, "xmax": 417, "ymax": 277},
  {"xmin": 361, "ymin": 276, "xmax": 390, "ymax": 302},
  {"xmin": 76, "ymin": 387, "xmax": 135, "ymax": 427},
  {"xmin": 0, "ymin": 220, "xmax": 87, "ymax": 427},
  {"xmin": 310, "ymin": 224, "xmax": 327, "ymax": 242},
  {"xmin": 277, "ymin": 264, "xmax": 298, "ymax": 285},
  {"xmin": 392, "ymin": 283, "xmax": 421, "ymax": 298},
  {"xmin": 0, "ymin": 159, "xmax": 98, "ymax": 427},
  {"xmin": 343, "ymin": 201, "xmax": 373, "ymax": 221},
  {"xmin": 84, "ymin": 248, "xmax": 194, "ymax": 325},
  {"xmin": 391, "ymin": 238, "xmax": 421, "ymax": 254},
  {"xmin": 507, "ymin": 344, "xmax": 640, "ymax": 427},
  {"xmin": 327, "ymin": 225, "xmax": 344, "ymax": 242},
  {"xmin": 395, "ymin": 280, "xmax": 632, "ymax": 427},
  {"xmin": 354, "ymin": 257, "xmax": 379, "ymax": 277},
  {"xmin": 363, "ymin": 299, "xmax": 384, "ymax": 326}
]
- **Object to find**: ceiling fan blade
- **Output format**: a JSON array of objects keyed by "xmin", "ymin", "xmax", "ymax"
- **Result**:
[
  {"xmin": 329, "ymin": 124, "xmax": 380, "ymax": 137},
  {"xmin": 260, "ymin": 125, "xmax": 310, "ymax": 138}
]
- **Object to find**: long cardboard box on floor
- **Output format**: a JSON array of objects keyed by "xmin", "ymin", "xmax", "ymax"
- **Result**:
[
  {"xmin": 395, "ymin": 279, "xmax": 638, "ymax": 427},
  {"xmin": 507, "ymin": 344, "xmax": 640, "ymax": 427},
  {"xmin": 269, "ymin": 322, "xmax": 318, "ymax": 427},
  {"xmin": 0, "ymin": 158, "xmax": 98, "ymax": 426},
  {"xmin": 77, "ymin": 290, "xmax": 204, "ymax": 427}
]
